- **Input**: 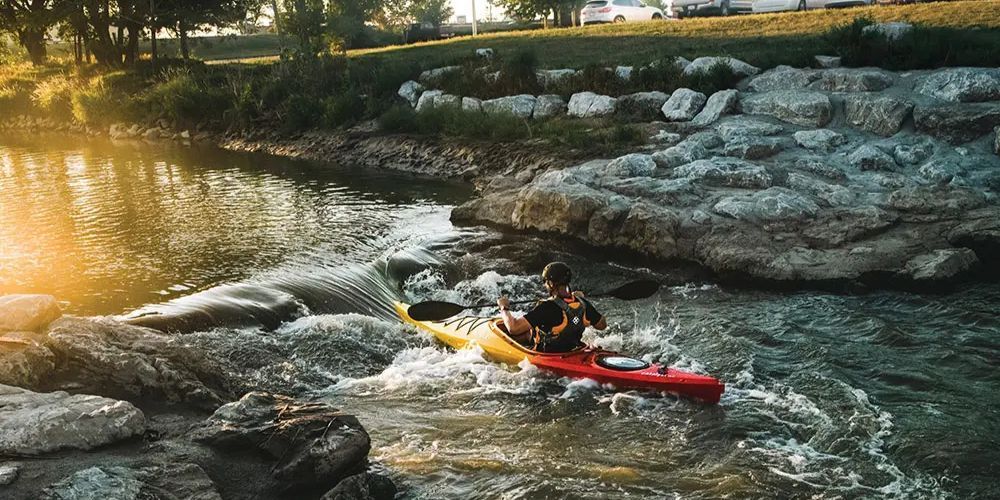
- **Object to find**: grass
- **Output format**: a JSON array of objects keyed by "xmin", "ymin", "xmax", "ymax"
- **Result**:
[
  {"xmin": 347, "ymin": 1, "xmax": 1000, "ymax": 69},
  {"xmin": 49, "ymin": 34, "xmax": 286, "ymax": 62}
]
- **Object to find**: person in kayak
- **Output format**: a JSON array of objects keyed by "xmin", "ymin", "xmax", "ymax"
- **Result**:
[{"xmin": 497, "ymin": 262, "xmax": 607, "ymax": 353}]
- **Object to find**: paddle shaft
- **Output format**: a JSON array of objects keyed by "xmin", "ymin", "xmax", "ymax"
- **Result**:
[{"xmin": 464, "ymin": 290, "xmax": 614, "ymax": 311}]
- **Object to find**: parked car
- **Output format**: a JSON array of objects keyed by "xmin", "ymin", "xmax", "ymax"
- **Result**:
[
  {"xmin": 662, "ymin": 0, "xmax": 753, "ymax": 17},
  {"xmin": 751, "ymin": 0, "xmax": 870, "ymax": 13},
  {"xmin": 581, "ymin": 0, "xmax": 666, "ymax": 24}
]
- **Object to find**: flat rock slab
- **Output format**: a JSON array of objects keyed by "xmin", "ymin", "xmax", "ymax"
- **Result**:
[
  {"xmin": 741, "ymin": 90, "xmax": 832, "ymax": 128},
  {"xmin": 41, "ymin": 463, "xmax": 220, "ymax": 500},
  {"xmin": 0, "ymin": 295, "xmax": 61, "ymax": 332},
  {"xmin": 0, "ymin": 385, "xmax": 145, "ymax": 455},
  {"xmin": 914, "ymin": 102, "xmax": 1000, "ymax": 144}
]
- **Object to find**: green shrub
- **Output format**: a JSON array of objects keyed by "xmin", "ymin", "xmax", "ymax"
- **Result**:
[
  {"xmin": 684, "ymin": 60, "xmax": 740, "ymax": 96},
  {"xmin": 142, "ymin": 67, "xmax": 228, "ymax": 127},
  {"xmin": 283, "ymin": 94, "xmax": 322, "ymax": 131},
  {"xmin": 632, "ymin": 57, "xmax": 685, "ymax": 94},
  {"xmin": 321, "ymin": 91, "xmax": 364, "ymax": 128},
  {"xmin": 378, "ymin": 105, "xmax": 419, "ymax": 132},
  {"xmin": 32, "ymin": 72, "xmax": 81, "ymax": 119}
]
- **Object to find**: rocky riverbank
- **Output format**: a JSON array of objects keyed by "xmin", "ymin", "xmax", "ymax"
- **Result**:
[{"xmin": 0, "ymin": 295, "xmax": 395, "ymax": 500}]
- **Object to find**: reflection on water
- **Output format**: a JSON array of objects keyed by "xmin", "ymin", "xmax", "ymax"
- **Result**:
[{"xmin": 0, "ymin": 133, "xmax": 471, "ymax": 315}]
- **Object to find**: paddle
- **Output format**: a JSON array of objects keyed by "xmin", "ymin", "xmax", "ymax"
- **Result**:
[{"xmin": 406, "ymin": 279, "xmax": 661, "ymax": 321}]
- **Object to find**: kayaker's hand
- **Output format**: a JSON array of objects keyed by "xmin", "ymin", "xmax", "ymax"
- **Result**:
[
  {"xmin": 497, "ymin": 296, "xmax": 511, "ymax": 310},
  {"xmin": 572, "ymin": 290, "xmax": 585, "ymax": 298}
]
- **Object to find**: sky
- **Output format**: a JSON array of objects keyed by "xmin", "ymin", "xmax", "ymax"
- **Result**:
[{"xmin": 450, "ymin": 0, "xmax": 508, "ymax": 23}]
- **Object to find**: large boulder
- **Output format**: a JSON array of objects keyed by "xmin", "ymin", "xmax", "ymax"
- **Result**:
[
  {"xmin": 691, "ymin": 89, "xmax": 739, "ymax": 127},
  {"xmin": 192, "ymin": 392, "xmax": 371, "ymax": 489},
  {"xmin": 802, "ymin": 206, "xmax": 897, "ymax": 247},
  {"xmin": 616, "ymin": 91, "xmax": 669, "ymax": 121},
  {"xmin": 849, "ymin": 145, "xmax": 898, "ymax": 171},
  {"xmin": 887, "ymin": 185, "xmax": 986, "ymax": 215},
  {"xmin": 793, "ymin": 157, "xmax": 847, "ymax": 181},
  {"xmin": 716, "ymin": 117, "xmax": 783, "ymax": 142},
  {"xmin": 481, "ymin": 95, "xmax": 537, "ymax": 119},
  {"xmin": 396, "ymin": 80, "xmax": 424, "ymax": 108},
  {"xmin": 862, "ymin": 22, "xmax": 913, "ymax": 42},
  {"xmin": 0, "ymin": 464, "xmax": 17, "ymax": 486},
  {"xmin": 809, "ymin": 68, "xmax": 895, "ymax": 92},
  {"xmin": 916, "ymin": 67, "xmax": 1000, "ymax": 103},
  {"xmin": 567, "ymin": 92, "xmax": 617, "ymax": 118},
  {"xmin": 786, "ymin": 172, "xmax": 855, "ymax": 207},
  {"xmin": 914, "ymin": 102, "xmax": 1000, "ymax": 144},
  {"xmin": 723, "ymin": 136, "xmax": 786, "ymax": 160},
  {"xmin": 893, "ymin": 141, "xmax": 935, "ymax": 166},
  {"xmin": 0, "ymin": 295, "xmax": 61, "ymax": 332},
  {"xmin": 740, "ymin": 90, "xmax": 832, "ymax": 127},
  {"xmin": 844, "ymin": 93, "xmax": 914, "ymax": 137},
  {"xmin": 713, "ymin": 187, "xmax": 820, "ymax": 223},
  {"xmin": 748, "ymin": 67, "xmax": 816, "ymax": 92},
  {"xmin": 651, "ymin": 141, "xmax": 710, "ymax": 169},
  {"xmin": 414, "ymin": 90, "xmax": 441, "ymax": 112},
  {"xmin": 899, "ymin": 248, "xmax": 978, "ymax": 281},
  {"xmin": 661, "ymin": 88, "xmax": 707, "ymax": 121},
  {"xmin": 672, "ymin": 157, "xmax": 772, "ymax": 188},
  {"xmin": 605, "ymin": 153, "xmax": 656, "ymax": 178},
  {"xmin": 434, "ymin": 94, "xmax": 461, "ymax": 109},
  {"xmin": 0, "ymin": 334, "xmax": 56, "ymax": 388},
  {"xmin": 587, "ymin": 201, "xmax": 682, "ymax": 259},
  {"xmin": 535, "ymin": 69, "xmax": 577, "ymax": 88},
  {"xmin": 462, "ymin": 97, "xmax": 482, "ymax": 113},
  {"xmin": 418, "ymin": 66, "xmax": 460, "ymax": 84},
  {"xmin": 41, "ymin": 464, "xmax": 221, "ymax": 500},
  {"xmin": 793, "ymin": 129, "xmax": 847, "ymax": 151},
  {"xmin": 683, "ymin": 57, "xmax": 760, "ymax": 77},
  {"xmin": 0, "ymin": 385, "xmax": 145, "ymax": 455},
  {"xmin": 533, "ymin": 94, "xmax": 567, "ymax": 119},
  {"xmin": 917, "ymin": 159, "xmax": 963, "ymax": 184},
  {"xmin": 321, "ymin": 473, "xmax": 397, "ymax": 500}
]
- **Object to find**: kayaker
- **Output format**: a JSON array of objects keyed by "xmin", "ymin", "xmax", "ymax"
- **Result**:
[{"xmin": 497, "ymin": 262, "xmax": 607, "ymax": 353}]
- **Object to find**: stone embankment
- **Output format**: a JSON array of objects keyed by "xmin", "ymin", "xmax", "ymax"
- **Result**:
[
  {"xmin": 451, "ymin": 64, "xmax": 1000, "ymax": 286},
  {"xmin": 0, "ymin": 295, "xmax": 394, "ymax": 500}
]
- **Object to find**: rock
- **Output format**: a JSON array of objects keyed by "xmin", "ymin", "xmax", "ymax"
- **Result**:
[
  {"xmin": 418, "ymin": 66, "xmax": 460, "ymax": 84},
  {"xmin": 650, "ymin": 129, "xmax": 682, "ymax": 145},
  {"xmin": 0, "ymin": 385, "xmax": 144, "ymax": 455},
  {"xmin": 863, "ymin": 22, "xmax": 913, "ymax": 41},
  {"xmin": 794, "ymin": 129, "xmax": 847, "ymax": 151},
  {"xmin": 914, "ymin": 103, "xmax": 1000, "ymax": 144},
  {"xmin": 0, "ymin": 294, "xmax": 61, "ymax": 332},
  {"xmin": 661, "ymin": 88, "xmax": 707, "ymax": 121},
  {"xmin": 844, "ymin": 93, "xmax": 913, "ymax": 137},
  {"xmin": 716, "ymin": 117, "xmax": 783, "ymax": 142},
  {"xmin": 917, "ymin": 159, "xmax": 964, "ymax": 184},
  {"xmin": 741, "ymin": 90, "xmax": 832, "ymax": 127},
  {"xmin": 887, "ymin": 185, "xmax": 986, "ymax": 214},
  {"xmin": 673, "ymin": 157, "xmax": 772, "ymax": 188},
  {"xmin": 606, "ymin": 153, "xmax": 656, "ymax": 178},
  {"xmin": 414, "ymin": 89, "xmax": 442, "ymax": 112},
  {"xmin": 179, "ymin": 130, "xmax": 191, "ymax": 140},
  {"xmin": 535, "ymin": 69, "xmax": 577, "ymax": 87},
  {"xmin": 803, "ymin": 206, "xmax": 896, "ymax": 246},
  {"xmin": 0, "ymin": 464, "xmax": 18, "ymax": 486},
  {"xmin": 475, "ymin": 48, "xmax": 495, "ymax": 59},
  {"xmin": 900, "ymin": 248, "xmax": 978, "ymax": 281},
  {"xmin": 533, "ymin": 94, "xmax": 567, "ymax": 119},
  {"xmin": 810, "ymin": 68, "xmax": 895, "ymax": 92},
  {"xmin": 724, "ymin": 136, "xmax": 786, "ymax": 160},
  {"xmin": 482, "ymin": 95, "xmax": 537, "ymax": 119},
  {"xmin": 787, "ymin": 172, "xmax": 855, "ymax": 206},
  {"xmin": 616, "ymin": 91, "xmax": 669, "ymax": 121},
  {"xmin": 683, "ymin": 57, "xmax": 760, "ymax": 77},
  {"xmin": 397, "ymin": 80, "xmax": 425, "ymax": 108},
  {"xmin": 748, "ymin": 67, "xmax": 816, "ymax": 92},
  {"xmin": 794, "ymin": 157, "xmax": 847, "ymax": 180},
  {"xmin": 141, "ymin": 128, "xmax": 160, "ymax": 140},
  {"xmin": 814, "ymin": 55, "xmax": 841, "ymax": 68},
  {"xmin": 45, "ymin": 317, "xmax": 234, "ymax": 409},
  {"xmin": 0, "ymin": 334, "xmax": 55, "ymax": 388},
  {"xmin": 434, "ymin": 93, "xmax": 461, "ymax": 109},
  {"xmin": 41, "ymin": 463, "xmax": 220, "ymax": 500},
  {"xmin": 916, "ymin": 67, "xmax": 1000, "ymax": 103},
  {"xmin": 651, "ymin": 141, "xmax": 709, "ymax": 169},
  {"xmin": 615, "ymin": 66, "xmax": 633, "ymax": 80},
  {"xmin": 567, "ymin": 92, "xmax": 617, "ymax": 118},
  {"xmin": 673, "ymin": 56, "xmax": 692, "ymax": 71},
  {"xmin": 893, "ymin": 142, "xmax": 934, "ymax": 165},
  {"xmin": 849, "ymin": 145, "xmax": 898, "ymax": 171},
  {"xmin": 321, "ymin": 473, "xmax": 397, "ymax": 500},
  {"xmin": 995, "ymin": 126, "xmax": 1000, "ymax": 154},
  {"xmin": 685, "ymin": 130, "xmax": 724, "ymax": 150},
  {"xmin": 109, "ymin": 123, "xmax": 128, "ymax": 140},
  {"xmin": 691, "ymin": 89, "xmax": 739, "ymax": 127},
  {"xmin": 587, "ymin": 201, "xmax": 682, "ymax": 259},
  {"xmin": 462, "ymin": 97, "xmax": 482, "ymax": 113},
  {"xmin": 193, "ymin": 392, "xmax": 370, "ymax": 488},
  {"xmin": 713, "ymin": 187, "xmax": 819, "ymax": 222}
]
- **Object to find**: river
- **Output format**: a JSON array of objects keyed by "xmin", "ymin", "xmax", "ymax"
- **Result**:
[{"xmin": 1, "ymin": 134, "xmax": 996, "ymax": 499}]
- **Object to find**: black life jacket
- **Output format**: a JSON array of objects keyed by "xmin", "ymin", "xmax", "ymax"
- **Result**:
[{"xmin": 533, "ymin": 297, "xmax": 589, "ymax": 351}]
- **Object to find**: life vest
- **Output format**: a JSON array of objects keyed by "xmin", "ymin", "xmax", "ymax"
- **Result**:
[{"xmin": 533, "ymin": 297, "xmax": 590, "ymax": 351}]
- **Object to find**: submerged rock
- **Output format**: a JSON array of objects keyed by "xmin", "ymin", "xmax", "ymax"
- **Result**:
[
  {"xmin": 0, "ymin": 385, "xmax": 144, "ymax": 455},
  {"xmin": 321, "ymin": 473, "xmax": 397, "ymax": 500},
  {"xmin": 0, "ymin": 295, "xmax": 61, "ymax": 332},
  {"xmin": 741, "ymin": 90, "xmax": 832, "ymax": 127},
  {"xmin": 41, "ymin": 463, "xmax": 220, "ymax": 500}
]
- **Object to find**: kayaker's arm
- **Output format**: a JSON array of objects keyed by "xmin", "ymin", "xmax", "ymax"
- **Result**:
[{"xmin": 498, "ymin": 296, "xmax": 533, "ymax": 337}]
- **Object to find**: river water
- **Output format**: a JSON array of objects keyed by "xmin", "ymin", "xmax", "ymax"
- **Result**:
[{"xmin": 1, "ymin": 134, "xmax": 996, "ymax": 499}]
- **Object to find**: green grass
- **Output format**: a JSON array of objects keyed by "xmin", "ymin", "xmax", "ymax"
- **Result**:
[
  {"xmin": 49, "ymin": 34, "xmax": 285, "ymax": 62},
  {"xmin": 347, "ymin": 1, "xmax": 1000, "ymax": 69}
]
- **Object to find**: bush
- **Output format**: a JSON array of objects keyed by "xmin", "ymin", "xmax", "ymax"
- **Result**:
[
  {"xmin": 142, "ymin": 67, "xmax": 228, "ymax": 127},
  {"xmin": 321, "ymin": 91, "xmax": 365, "ymax": 129},
  {"xmin": 32, "ymin": 72, "xmax": 81, "ymax": 119},
  {"xmin": 684, "ymin": 60, "xmax": 741, "ymax": 96}
]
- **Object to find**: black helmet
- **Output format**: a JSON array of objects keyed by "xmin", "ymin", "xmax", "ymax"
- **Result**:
[{"xmin": 542, "ymin": 262, "xmax": 572, "ymax": 286}]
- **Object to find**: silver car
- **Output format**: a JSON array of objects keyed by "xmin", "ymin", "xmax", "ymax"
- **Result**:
[{"xmin": 661, "ymin": 0, "xmax": 753, "ymax": 17}]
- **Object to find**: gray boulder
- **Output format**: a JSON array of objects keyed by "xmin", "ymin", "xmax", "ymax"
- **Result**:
[
  {"xmin": 900, "ymin": 248, "xmax": 978, "ymax": 281},
  {"xmin": 0, "ymin": 385, "xmax": 145, "ymax": 455},
  {"xmin": 567, "ymin": 92, "xmax": 617, "ymax": 118},
  {"xmin": 793, "ymin": 129, "xmax": 846, "ymax": 151},
  {"xmin": 887, "ymin": 185, "xmax": 986, "ymax": 215},
  {"xmin": 661, "ymin": 88, "xmax": 707, "ymax": 121},
  {"xmin": 0, "ymin": 295, "xmax": 61, "ymax": 332},
  {"xmin": 844, "ymin": 93, "xmax": 914, "ymax": 137},
  {"xmin": 724, "ymin": 136, "xmax": 786, "ymax": 160},
  {"xmin": 916, "ymin": 67, "xmax": 1000, "ymax": 103},
  {"xmin": 482, "ymin": 95, "xmax": 537, "ymax": 119},
  {"xmin": 414, "ymin": 90, "xmax": 441, "ymax": 112},
  {"xmin": 462, "ymin": 97, "xmax": 482, "ymax": 113},
  {"xmin": 918, "ymin": 159, "xmax": 963, "ymax": 184},
  {"xmin": 41, "ymin": 464, "xmax": 221, "ymax": 500},
  {"xmin": 741, "ymin": 90, "xmax": 832, "ymax": 127},
  {"xmin": 802, "ymin": 206, "xmax": 897, "ymax": 247},
  {"xmin": 434, "ymin": 93, "xmax": 461, "ymax": 109},
  {"xmin": 673, "ymin": 157, "xmax": 772, "ymax": 188},
  {"xmin": 716, "ymin": 117, "xmax": 783, "ymax": 142},
  {"xmin": 652, "ymin": 141, "xmax": 710, "ymax": 169},
  {"xmin": 533, "ymin": 94, "xmax": 567, "ymax": 119},
  {"xmin": 615, "ymin": 65, "xmax": 633, "ymax": 81},
  {"xmin": 616, "ymin": 91, "xmax": 670, "ymax": 121},
  {"xmin": 794, "ymin": 157, "xmax": 847, "ymax": 180},
  {"xmin": 862, "ymin": 22, "xmax": 913, "ymax": 42},
  {"xmin": 810, "ymin": 68, "xmax": 895, "ymax": 92},
  {"xmin": 748, "ymin": 67, "xmax": 816, "ymax": 92},
  {"xmin": 713, "ymin": 187, "xmax": 820, "ymax": 222},
  {"xmin": 535, "ymin": 69, "xmax": 577, "ymax": 88},
  {"xmin": 995, "ymin": 126, "xmax": 1000, "ymax": 155},
  {"xmin": 321, "ymin": 473, "xmax": 397, "ymax": 500},
  {"xmin": 787, "ymin": 172, "xmax": 855, "ymax": 207},
  {"xmin": 396, "ymin": 80, "xmax": 424, "ymax": 108},
  {"xmin": 893, "ymin": 142, "xmax": 934, "ymax": 165},
  {"xmin": 476, "ymin": 48, "xmax": 495, "ymax": 59},
  {"xmin": 193, "ymin": 392, "xmax": 370, "ymax": 488},
  {"xmin": 0, "ymin": 334, "xmax": 55, "ymax": 388},
  {"xmin": 0, "ymin": 464, "xmax": 17, "ymax": 486},
  {"xmin": 913, "ymin": 102, "xmax": 1000, "ymax": 144},
  {"xmin": 683, "ymin": 57, "xmax": 760, "ymax": 77},
  {"xmin": 691, "ymin": 89, "xmax": 739, "ymax": 127},
  {"xmin": 606, "ymin": 153, "xmax": 656, "ymax": 178},
  {"xmin": 418, "ymin": 66, "xmax": 460, "ymax": 84},
  {"xmin": 849, "ymin": 145, "xmax": 898, "ymax": 171}
]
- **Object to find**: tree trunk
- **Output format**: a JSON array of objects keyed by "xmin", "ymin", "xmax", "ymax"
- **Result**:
[
  {"xmin": 179, "ymin": 21, "xmax": 190, "ymax": 60},
  {"xmin": 19, "ymin": 29, "xmax": 47, "ymax": 65},
  {"xmin": 150, "ymin": 0, "xmax": 158, "ymax": 63},
  {"xmin": 271, "ymin": 0, "xmax": 281, "ymax": 35}
]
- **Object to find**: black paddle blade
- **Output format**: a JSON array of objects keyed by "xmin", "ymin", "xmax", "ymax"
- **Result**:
[
  {"xmin": 607, "ymin": 279, "xmax": 661, "ymax": 300},
  {"xmin": 406, "ymin": 301, "xmax": 467, "ymax": 321}
]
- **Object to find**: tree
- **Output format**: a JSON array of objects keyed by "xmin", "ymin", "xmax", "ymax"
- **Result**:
[
  {"xmin": 159, "ymin": 0, "xmax": 263, "ymax": 60},
  {"xmin": 409, "ymin": 0, "xmax": 452, "ymax": 27},
  {"xmin": 0, "ymin": 0, "xmax": 69, "ymax": 65}
]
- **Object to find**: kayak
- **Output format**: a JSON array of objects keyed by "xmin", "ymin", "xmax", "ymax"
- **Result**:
[{"xmin": 394, "ymin": 302, "xmax": 725, "ymax": 403}]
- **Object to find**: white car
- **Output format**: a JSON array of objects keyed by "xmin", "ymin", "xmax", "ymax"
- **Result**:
[
  {"xmin": 581, "ymin": 0, "xmax": 666, "ymax": 24},
  {"xmin": 752, "ymin": 0, "xmax": 869, "ymax": 12},
  {"xmin": 662, "ymin": 0, "xmax": 753, "ymax": 17}
]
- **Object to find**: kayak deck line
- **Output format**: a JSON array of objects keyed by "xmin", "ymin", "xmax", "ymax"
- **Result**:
[{"xmin": 394, "ymin": 302, "xmax": 725, "ymax": 403}]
